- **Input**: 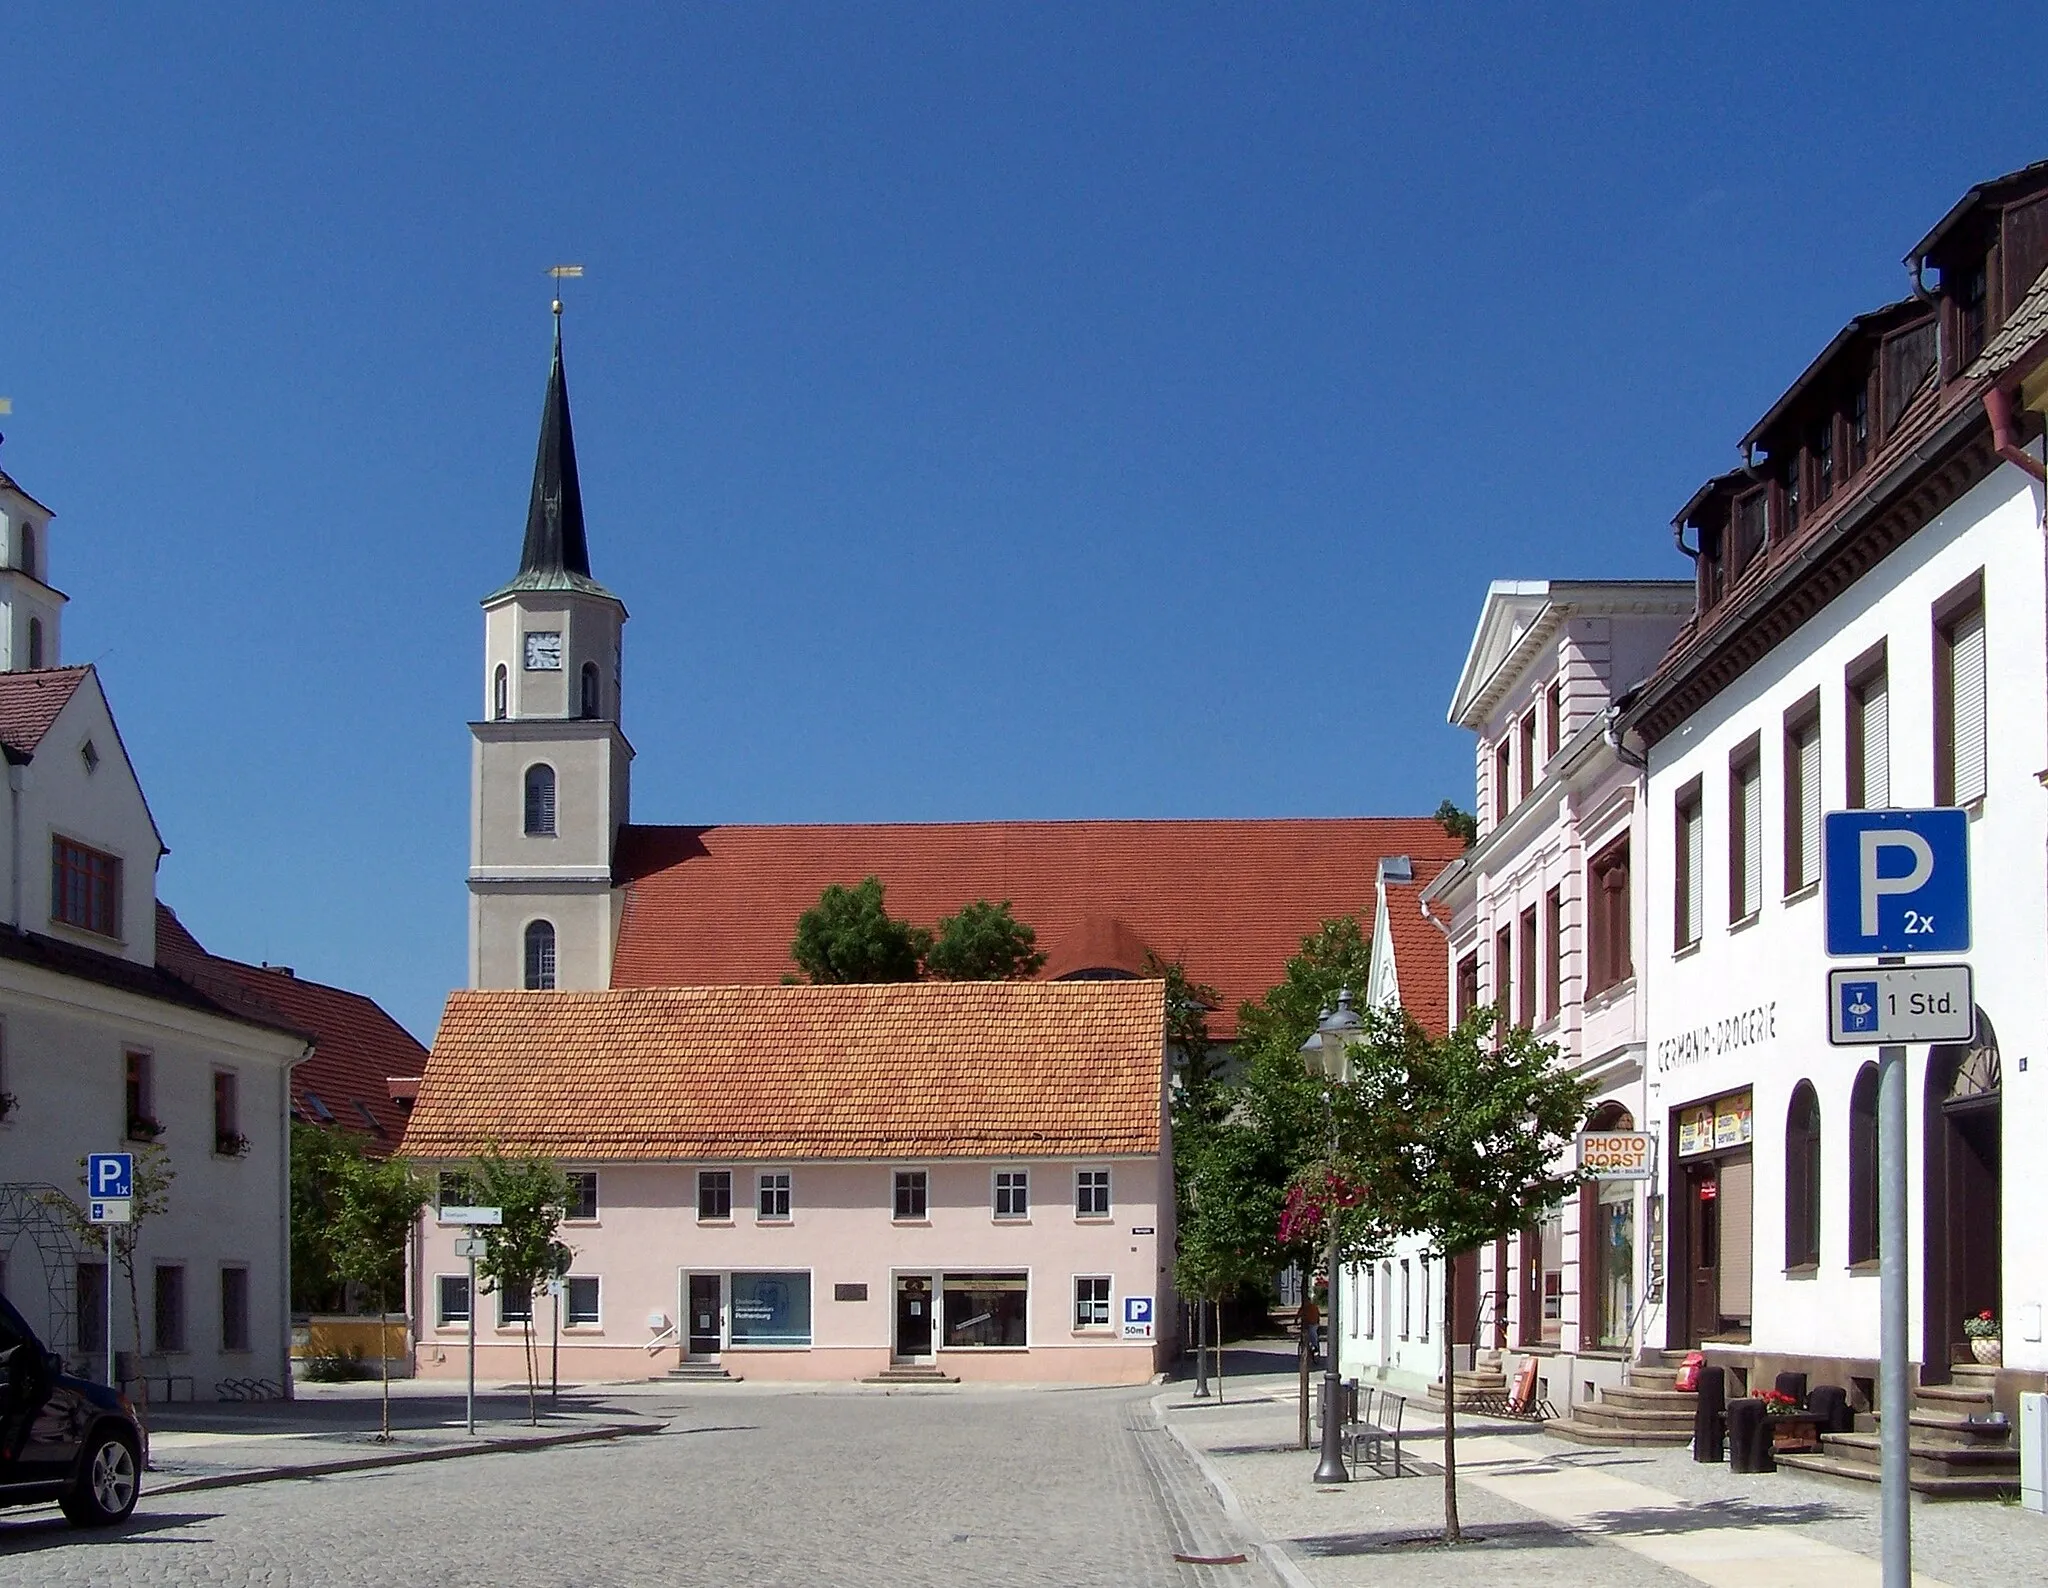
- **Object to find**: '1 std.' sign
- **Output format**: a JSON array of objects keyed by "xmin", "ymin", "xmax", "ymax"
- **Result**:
[{"xmin": 1577, "ymin": 1131, "xmax": 1654, "ymax": 1181}]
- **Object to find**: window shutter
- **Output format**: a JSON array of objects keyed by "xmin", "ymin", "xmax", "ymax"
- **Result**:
[
  {"xmin": 1950, "ymin": 605, "xmax": 1987, "ymax": 805},
  {"xmin": 1684, "ymin": 804, "xmax": 1703, "ymax": 944},
  {"xmin": 1798, "ymin": 725, "xmax": 1821, "ymax": 888},
  {"xmin": 1741, "ymin": 765, "xmax": 1762, "ymax": 917},
  {"xmin": 1861, "ymin": 678, "xmax": 1890, "ymax": 809}
]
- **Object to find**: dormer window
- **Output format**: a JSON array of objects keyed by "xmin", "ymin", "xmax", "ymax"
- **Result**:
[
  {"xmin": 1779, "ymin": 460, "xmax": 1801, "ymax": 539},
  {"xmin": 1958, "ymin": 260, "xmax": 1989, "ymax": 365},
  {"xmin": 1811, "ymin": 419, "xmax": 1835, "ymax": 505},
  {"xmin": 1848, "ymin": 386, "xmax": 1870, "ymax": 474}
]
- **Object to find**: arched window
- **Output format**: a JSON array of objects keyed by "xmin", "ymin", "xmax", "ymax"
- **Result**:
[
  {"xmin": 493, "ymin": 665, "xmax": 508, "ymax": 721},
  {"xmin": 523, "ymin": 765, "xmax": 556, "ymax": 836},
  {"xmin": 21, "ymin": 522, "xmax": 36, "ymax": 580},
  {"xmin": 523, "ymin": 920, "xmax": 557, "ymax": 991},
  {"xmin": 26, "ymin": 618, "xmax": 43, "ymax": 670},
  {"xmin": 580, "ymin": 662, "xmax": 600, "ymax": 720},
  {"xmin": 1785, "ymin": 1081, "xmax": 1821, "ymax": 1268},
  {"xmin": 1849, "ymin": 1062, "xmax": 1880, "ymax": 1265}
]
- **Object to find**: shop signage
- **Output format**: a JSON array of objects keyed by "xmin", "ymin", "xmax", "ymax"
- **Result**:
[
  {"xmin": 1823, "ymin": 808, "xmax": 1970, "ymax": 956},
  {"xmin": 1654, "ymin": 1001, "xmax": 1777, "ymax": 1074},
  {"xmin": 1577, "ymin": 1130, "xmax": 1653, "ymax": 1180},
  {"xmin": 440, "ymin": 1206, "xmax": 503, "ymax": 1225},
  {"xmin": 1130, "ymin": 1226, "xmax": 1156, "ymax": 1236},
  {"xmin": 1828, "ymin": 963, "xmax": 1975, "ymax": 1045},
  {"xmin": 1677, "ymin": 1090, "xmax": 1752, "ymax": 1158},
  {"xmin": 1122, "ymin": 1297, "xmax": 1155, "ymax": 1340}
]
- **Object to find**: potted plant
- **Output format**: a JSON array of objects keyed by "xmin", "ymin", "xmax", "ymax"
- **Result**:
[
  {"xmin": 1964, "ymin": 1309, "xmax": 2000, "ymax": 1366},
  {"xmin": 1757, "ymin": 1387, "xmax": 1800, "ymax": 1414}
]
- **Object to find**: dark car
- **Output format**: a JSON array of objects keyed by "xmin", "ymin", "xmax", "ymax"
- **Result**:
[{"xmin": 0, "ymin": 1293, "xmax": 143, "ymax": 1526}]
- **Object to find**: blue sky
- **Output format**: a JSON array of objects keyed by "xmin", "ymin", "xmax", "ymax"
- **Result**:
[{"xmin": 7, "ymin": 5, "xmax": 2041, "ymax": 1039}]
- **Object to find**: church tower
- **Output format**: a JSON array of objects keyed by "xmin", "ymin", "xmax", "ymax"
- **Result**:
[
  {"xmin": 0, "ymin": 449, "xmax": 65, "ymax": 671},
  {"xmin": 468, "ymin": 311, "xmax": 631, "ymax": 991}
]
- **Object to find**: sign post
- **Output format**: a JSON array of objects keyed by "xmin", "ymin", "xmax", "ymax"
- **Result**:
[
  {"xmin": 86, "ymin": 1154, "xmax": 133, "ymax": 1391},
  {"xmin": 443, "ymin": 1208, "xmax": 502, "ymax": 1435},
  {"xmin": 1824, "ymin": 810, "xmax": 1971, "ymax": 1588}
]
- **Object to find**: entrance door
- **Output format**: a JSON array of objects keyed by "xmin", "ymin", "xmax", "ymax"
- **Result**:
[
  {"xmin": 1924, "ymin": 1015, "xmax": 2001, "ymax": 1377},
  {"xmin": 687, "ymin": 1274, "xmax": 722, "ymax": 1358},
  {"xmin": 1683, "ymin": 1161, "xmax": 1720, "ymax": 1348},
  {"xmin": 895, "ymin": 1276, "xmax": 934, "ymax": 1361}
]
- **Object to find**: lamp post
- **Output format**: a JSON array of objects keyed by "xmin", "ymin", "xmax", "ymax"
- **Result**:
[{"xmin": 1301, "ymin": 988, "xmax": 1361, "ymax": 1485}]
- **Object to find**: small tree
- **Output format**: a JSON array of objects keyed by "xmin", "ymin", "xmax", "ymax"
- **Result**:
[
  {"xmin": 466, "ymin": 1147, "xmax": 571, "ymax": 1424},
  {"xmin": 1342, "ymin": 1004, "xmax": 1593, "ymax": 1543},
  {"xmin": 790, "ymin": 877, "xmax": 930, "ymax": 983},
  {"xmin": 1434, "ymin": 800, "xmax": 1478, "ymax": 848},
  {"xmin": 329, "ymin": 1152, "xmax": 431, "ymax": 1441},
  {"xmin": 924, "ymin": 899, "xmax": 1047, "ymax": 980},
  {"xmin": 1173, "ymin": 1122, "xmax": 1279, "ymax": 1403},
  {"xmin": 47, "ymin": 1143, "xmax": 175, "ymax": 1426}
]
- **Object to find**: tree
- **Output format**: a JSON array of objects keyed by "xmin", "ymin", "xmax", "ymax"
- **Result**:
[
  {"xmin": 790, "ymin": 877, "xmax": 930, "ymax": 983},
  {"xmin": 47, "ymin": 1143, "xmax": 175, "ymax": 1427},
  {"xmin": 1173, "ymin": 1122, "xmax": 1283, "ymax": 1403},
  {"xmin": 1434, "ymin": 800, "xmax": 1477, "ymax": 848},
  {"xmin": 1146, "ymin": 951, "xmax": 1224, "ymax": 1135},
  {"xmin": 328, "ymin": 1151, "xmax": 431, "ymax": 1441},
  {"xmin": 924, "ymin": 899, "xmax": 1047, "ymax": 980},
  {"xmin": 1339, "ymin": 1003, "xmax": 1593, "ymax": 1543},
  {"xmin": 291, "ymin": 1122, "xmax": 368, "ymax": 1313},
  {"xmin": 466, "ymin": 1147, "xmax": 572, "ymax": 1424}
]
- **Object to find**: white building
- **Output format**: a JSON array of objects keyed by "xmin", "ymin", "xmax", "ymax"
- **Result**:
[{"xmin": 0, "ymin": 455, "xmax": 308, "ymax": 1397}]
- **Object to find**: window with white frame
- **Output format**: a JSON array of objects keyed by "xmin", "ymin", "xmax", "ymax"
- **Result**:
[
  {"xmin": 758, "ymin": 1170, "xmax": 791, "ymax": 1221},
  {"xmin": 437, "ymin": 1274, "xmax": 471, "ymax": 1327},
  {"xmin": 498, "ymin": 1283, "xmax": 534, "ymax": 1328},
  {"xmin": 994, "ymin": 1170, "xmax": 1029, "ymax": 1219},
  {"xmin": 565, "ymin": 1171, "xmax": 599, "ymax": 1221},
  {"xmin": 565, "ymin": 1275, "xmax": 601, "ymax": 1328},
  {"xmin": 893, "ymin": 1170, "xmax": 927, "ymax": 1220},
  {"xmin": 1074, "ymin": 1275, "xmax": 1112, "ymax": 1330},
  {"xmin": 1075, "ymin": 1168, "xmax": 1110, "ymax": 1218}
]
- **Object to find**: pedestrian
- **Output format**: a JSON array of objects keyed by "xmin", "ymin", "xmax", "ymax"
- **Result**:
[{"xmin": 1300, "ymin": 1293, "xmax": 1321, "ymax": 1363}]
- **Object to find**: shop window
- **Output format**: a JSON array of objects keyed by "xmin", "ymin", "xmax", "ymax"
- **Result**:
[
  {"xmin": 894, "ymin": 1169, "xmax": 928, "ymax": 1221},
  {"xmin": 1074, "ymin": 1275, "xmax": 1112, "ymax": 1330},
  {"xmin": 1783, "ymin": 698, "xmax": 1821, "ymax": 894},
  {"xmin": 1849, "ymin": 1063, "xmax": 1880, "ymax": 1265},
  {"xmin": 697, "ymin": 1170, "xmax": 732, "ymax": 1221},
  {"xmin": 1728, "ymin": 738, "xmax": 1762, "ymax": 923},
  {"xmin": 1935, "ymin": 579, "xmax": 1986, "ymax": 807},
  {"xmin": 1075, "ymin": 1168, "xmax": 1111, "ymax": 1218},
  {"xmin": 1587, "ymin": 837, "xmax": 1631, "ymax": 994},
  {"xmin": 220, "ymin": 1267, "xmax": 250, "ymax": 1353},
  {"xmin": 566, "ymin": 1275, "xmax": 601, "ymax": 1328},
  {"xmin": 1785, "ymin": 1082, "xmax": 1821, "ymax": 1269},
  {"xmin": 943, "ymin": 1272, "xmax": 1027, "ymax": 1347},
  {"xmin": 1534, "ymin": 1204, "xmax": 1565, "ymax": 1346},
  {"xmin": 565, "ymin": 1172, "xmax": 599, "ymax": 1221},
  {"xmin": 1674, "ymin": 781, "xmax": 1703, "ymax": 951},
  {"xmin": 1846, "ymin": 646, "xmax": 1890, "ymax": 809},
  {"xmin": 730, "ymin": 1272, "xmax": 812, "ymax": 1345}
]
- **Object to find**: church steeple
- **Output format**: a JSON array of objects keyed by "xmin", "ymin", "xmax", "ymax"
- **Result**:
[{"xmin": 519, "ymin": 314, "xmax": 591, "ymax": 581}]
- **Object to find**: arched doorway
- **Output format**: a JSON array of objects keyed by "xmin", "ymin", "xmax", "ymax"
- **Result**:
[
  {"xmin": 1922, "ymin": 1009, "xmax": 2000, "ymax": 1380},
  {"xmin": 1579, "ymin": 1103, "xmax": 1637, "ymax": 1350}
]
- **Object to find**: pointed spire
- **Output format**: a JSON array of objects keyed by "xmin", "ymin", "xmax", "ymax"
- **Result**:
[{"xmin": 519, "ymin": 310, "xmax": 592, "ymax": 580}]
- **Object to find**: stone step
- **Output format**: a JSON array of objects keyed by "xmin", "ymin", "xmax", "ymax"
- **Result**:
[
  {"xmin": 1916, "ymin": 1384, "xmax": 1994, "ymax": 1411},
  {"xmin": 1569, "ymin": 1401, "xmax": 1698, "ymax": 1433},
  {"xmin": 1874, "ymin": 1407, "xmax": 2016, "ymax": 1448},
  {"xmin": 1814, "ymin": 1432, "xmax": 2019, "ymax": 1479},
  {"xmin": 664, "ymin": 1363, "xmax": 740, "ymax": 1381},
  {"xmin": 1601, "ymin": 1386, "xmax": 1698, "ymax": 1412},
  {"xmin": 1949, "ymin": 1362, "xmax": 1999, "ymax": 1386},
  {"xmin": 1625, "ymin": 1367, "xmax": 1681, "ymax": 1390},
  {"xmin": 861, "ymin": 1367, "xmax": 960, "ymax": 1385},
  {"xmin": 1775, "ymin": 1451, "xmax": 2018, "ymax": 1500},
  {"xmin": 1543, "ymin": 1415, "xmax": 1692, "ymax": 1448}
]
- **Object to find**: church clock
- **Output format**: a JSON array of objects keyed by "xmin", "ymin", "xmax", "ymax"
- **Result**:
[{"xmin": 523, "ymin": 630, "xmax": 563, "ymax": 671}]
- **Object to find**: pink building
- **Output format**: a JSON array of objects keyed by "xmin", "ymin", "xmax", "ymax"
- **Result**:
[{"xmin": 399, "ymin": 979, "xmax": 1172, "ymax": 1384}]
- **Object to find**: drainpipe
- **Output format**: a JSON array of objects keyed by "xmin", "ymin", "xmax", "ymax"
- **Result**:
[
  {"xmin": 1604, "ymin": 706, "xmax": 1648, "ymax": 772},
  {"xmin": 1983, "ymin": 385, "xmax": 2048, "ymax": 483}
]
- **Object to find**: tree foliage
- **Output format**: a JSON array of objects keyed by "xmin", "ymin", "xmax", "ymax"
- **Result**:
[
  {"xmin": 1434, "ymin": 800, "xmax": 1478, "ymax": 847},
  {"xmin": 292, "ymin": 1124, "xmax": 373, "ymax": 1313},
  {"xmin": 924, "ymin": 899, "xmax": 1047, "ymax": 981},
  {"xmin": 465, "ymin": 1147, "xmax": 573, "ymax": 1424},
  {"xmin": 1232, "ymin": 914, "xmax": 1374, "ymax": 1176},
  {"xmin": 790, "ymin": 877, "xmax": 931, "ymax": 983},
  {"xmin": 328, "ymin": 1149, "xmax": 431, "ymax": 1439}
]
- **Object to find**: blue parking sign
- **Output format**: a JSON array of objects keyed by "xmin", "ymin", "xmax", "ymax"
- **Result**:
[
  {"xmin": 1838, "ymin": 980, "xmax": 1881, "ymax": 1034},
  {"xmin": 1823, "ymin": 809, "xmax": 1970, "ymax": 956},
  {"xmin": 88, "ymin": 1153, "xmax": 134, "ymax": 1200}
]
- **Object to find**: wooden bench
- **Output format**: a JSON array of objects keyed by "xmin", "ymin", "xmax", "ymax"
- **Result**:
[{"xmin": 1342, "ymin": 1385, "xmax": 1408, "ymax": 1477}]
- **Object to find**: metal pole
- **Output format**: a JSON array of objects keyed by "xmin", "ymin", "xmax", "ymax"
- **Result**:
[
  {"xmin": 105, "ymin": 1239, "xmax": 116, "ymax": 1390},
  {"xmin": 1193, "ymin": 1295, "xmax": 1210, "ymax": 1397},
  {"xmin": 466, "ymin": 1249, "xmax": 477, "ymax": 1437},
  {"xmin": 551, "ymin": 1289, "xmax": 560, "ymax": 1407},
  {"xmin": 1314, "ymin": 1089, "xmax": 1349, "ymax": 1484},
  {"xmin": 1878, "ymin": 1039, "xmax": 1910, "ymax": 1588}
]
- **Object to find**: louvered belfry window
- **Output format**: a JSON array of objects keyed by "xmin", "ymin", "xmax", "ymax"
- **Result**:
[
  {"xmin": 524, "ymin": 764, "xmax": 557, "ymax": 836},
  {"xmin": 1847, "ymin": 650, "xmax": 1889, "ymax": 810},
  {"xmin": 1937, "ymin": 585, "xmax": 1987, "ymax": 807}
]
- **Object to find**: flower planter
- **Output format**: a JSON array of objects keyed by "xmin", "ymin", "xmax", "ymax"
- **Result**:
[{"xmin": 1970, "ymin": 1337, "xmax": 2002, "ymax": 1367}]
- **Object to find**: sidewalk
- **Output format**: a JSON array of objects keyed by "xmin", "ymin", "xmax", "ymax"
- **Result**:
[
  {"xmin": 1157, "ymin": 1353, "xmax": 2048, "ymax": 1588},
  {"xmin": 140, "ymin": 1379, "xmax": 665, "ymax": 1495}
]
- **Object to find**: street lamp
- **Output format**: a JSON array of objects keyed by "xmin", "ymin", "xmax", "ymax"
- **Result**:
[{"xmin": 1301, "ymin": 987, "xmax": 1361, "ymax": 1485}]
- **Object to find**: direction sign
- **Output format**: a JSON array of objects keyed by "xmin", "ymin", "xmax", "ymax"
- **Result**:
[
  {"xmin": 440, "ymin": 1206, "xmax": 503, "ymax": 1225},
  {"xmin": 1828, "ymin": 964, "xmax": 1975, "ymax": 1045},
  {"xmin": 1122, "ymin": 1296, "xmax": 1155, "ymax": 1341},
  {"xmin": 1824, "ymin": 809, "xmax": 1970, "ymax": 956},
  {"xmin": 88, "ymin": 1153, "xmax": 133, "ymax": 1201}
]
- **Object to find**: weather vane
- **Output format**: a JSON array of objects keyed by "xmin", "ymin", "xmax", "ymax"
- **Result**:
[{"xmin": 548, "ymin": 264, "xmax": 584, "ymax": 318}]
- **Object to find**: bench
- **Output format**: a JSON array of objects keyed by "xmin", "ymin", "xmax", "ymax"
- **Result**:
[{"xmin": 1342, "ymin": 1385, "xmax": 1408, "ymax": 1477}]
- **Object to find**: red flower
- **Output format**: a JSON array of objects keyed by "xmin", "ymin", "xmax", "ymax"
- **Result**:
[{"xmin": 1978, "ymin": 1309, "xmax": 1995, "ymax": 1321}]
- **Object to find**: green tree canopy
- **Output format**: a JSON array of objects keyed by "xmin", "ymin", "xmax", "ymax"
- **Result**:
[
  {"xmin": 924, "ymin": 899, "xmax": 1048, "ymax": 980},
  {"xmin": 1232, "ymin": 914, "xmax": 1374, "ymax": 1171},
  {"xmin": 328, "ymin": 1150, "xmax": 431, "ymax": 1438},
  {"xmin": 1434, "ymin": 799, "xmax": 1478, "ymax": 847},
  {"xmin": 790, "ymin": 877, "xmax": 931, "ymax": 983},
  {"xmin": 467, "ymin": 1146, "xmax": 573, "ymax": 1424}
]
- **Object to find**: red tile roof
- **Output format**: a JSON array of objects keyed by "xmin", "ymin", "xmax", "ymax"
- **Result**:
[
  {"xmin": 400, "ymin": 980, "xmax": 1167, "ymax": 1162},
  {"xmin": 156, "ymin": 904, "xmax": 427, "ymax": 1149},
  {"xmin": 0, "ymin": 667, "xmax": 89, "ymax": 759},
  {"xmin": 1382, "ymin": 867, "xmax": 1456, "ymax": 1038},
  {"xmin": 611, "ymin": 819, "xmax": 1465, "ymax": 1039}
]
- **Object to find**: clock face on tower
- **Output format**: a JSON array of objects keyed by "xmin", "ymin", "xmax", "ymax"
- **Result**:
[{"xmin": 523, "ymin": 631, "xmax": 563, "ymax": 671}]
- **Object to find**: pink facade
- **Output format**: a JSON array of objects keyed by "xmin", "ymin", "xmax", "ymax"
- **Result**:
[{"xmin": 411, "ymin": 1154, "xmax": 1173, "ymax": 1384}]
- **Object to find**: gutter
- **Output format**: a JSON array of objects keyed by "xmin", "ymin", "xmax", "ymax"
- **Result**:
[{"xmin": 1983, "ymin": 386, "xmax": 2048, "ymax": 483}]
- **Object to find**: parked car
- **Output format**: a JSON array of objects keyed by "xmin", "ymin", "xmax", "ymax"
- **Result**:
[{"xmin": 0, "ymin": 1293, "xmax": 144, "ymax": 1526}]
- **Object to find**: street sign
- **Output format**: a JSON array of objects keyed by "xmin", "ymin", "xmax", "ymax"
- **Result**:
[
  {"xmin": 440, "ymin": 1206, "xmax": 503, "ymax": 1225},
  {"xmin": 1828, "ymin": 964, "xmax": 1975, "ymax": 1045},
  {"xmin": 1824, "ymin": 809, "xmax": 1970, "ymax": 956},
  {"xmin": 88, "ymin": 1198, "xmax": 131, "ymax": 1224},
  {"xmin": 452, "ymin": 1236, "xmax": 487, "ymax": 1258},
  {"xmin": 88, "ymin": 1153, "xmax": 133, "ymax": 1200},
  {"xmin": 1122, "ymin": 1296, "xmax": 1155, "ymax": 1341},
  {"xmin": 1577, "ymin": 1130, "xmax": 1654, "ymax": 1180}
]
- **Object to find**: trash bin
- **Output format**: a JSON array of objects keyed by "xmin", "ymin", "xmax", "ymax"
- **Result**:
[
  {"xmin": 1727, "ymin": 1396, "xmax": 1775, "ymax": 1473},
  {"xmin": 1692, "ymin": 1365, "xmax": 1726, "ymax": 1463}
]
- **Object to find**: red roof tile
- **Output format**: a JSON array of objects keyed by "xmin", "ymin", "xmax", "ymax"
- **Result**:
[
  {"xmin": 156, "ymin": 904, "xmax": 427, "ymax": 1148},
  {"xmin": 611, "ymin": 819, "xmax": 1465, "ymax": 1039},
  {"xmin": 0, "ymin": 667, "xmax": 89, "ymax": 759},
  {"xmin": 400, "ymin": 979, "xmax": 1167, "ymax": 1162},
  {"xmin": 1382, "ymin": 867, "xmax": 1456, "ymax": 1038}
]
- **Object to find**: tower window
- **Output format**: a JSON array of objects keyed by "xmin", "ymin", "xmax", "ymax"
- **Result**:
[
  {"xmin": 580, "ymin": 661, "xmax": 600, "ymax": 719},
  {"xmin": 524, "ymin": 920, "xmax": 557, "ymax": 990},
  {"xmin": 493, "ymin": 665, "xmax": 508, "ymax": 721},
  {"xmin": 20, "ymin": 522, "xmax": 35, "ymax": 580},
  {"xmin": 27, "ymin": 618, "xmax": 43, "ymax": 670},
  {"xmin": 523, "ymin": 765, "xmax": 556, "ymax": 836}
]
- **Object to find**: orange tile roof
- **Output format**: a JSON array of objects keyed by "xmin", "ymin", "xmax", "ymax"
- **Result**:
[
  {"xmin": 611, "ymin": 818, "xmax": 1465, "ymax": 1039},
  {"xmin": 1382, "ymin": 865, "xmax": 1456, "ymax": 1038},
  {"xmin": 0, "ymin": 667, "xmax": 89, "ymax": 759},
  {"xmin": 400, "ymin": 979, "xmax": 1167, "ymax": 1163},
  {"xmin": 156, "ymin": 904, "xmax": 428, "ymax": 1148}
]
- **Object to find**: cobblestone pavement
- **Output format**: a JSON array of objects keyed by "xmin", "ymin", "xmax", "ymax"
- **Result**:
[{"xmin": 0, "ymin": 1384, "xmax": 1280, "ymax": 1588}]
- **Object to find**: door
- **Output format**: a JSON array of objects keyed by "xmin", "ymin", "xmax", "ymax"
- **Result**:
[
  {"xmin": 895, "ymin": 1275, "xmax": 933, "ymax": 1360},
  {"xmin": 1683, "ymin": 1161, "xmax": 1721, "ymax": 1348},
  {"xmin": 687, "ymin": 1274, "xmax": 722, "ymax": 1358}
]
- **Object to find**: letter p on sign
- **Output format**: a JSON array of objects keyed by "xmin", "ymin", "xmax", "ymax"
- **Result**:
[
  {"xmin": 1824, "ymin": 809, "xmax": 1970, "ymax": 956},
  {"xmin": 1859, "ymin": 828, "xmax": 1933, "ymax": 935}
]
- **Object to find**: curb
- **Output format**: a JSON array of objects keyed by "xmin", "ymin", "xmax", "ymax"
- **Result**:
[
  {"xmin": 149, "ymin": 1420, "xmax": 664, "ymax": 1496},
  {"xmin": 1151, "ymin": 1389, "xmax": 1320, "ymax": 1588}
]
